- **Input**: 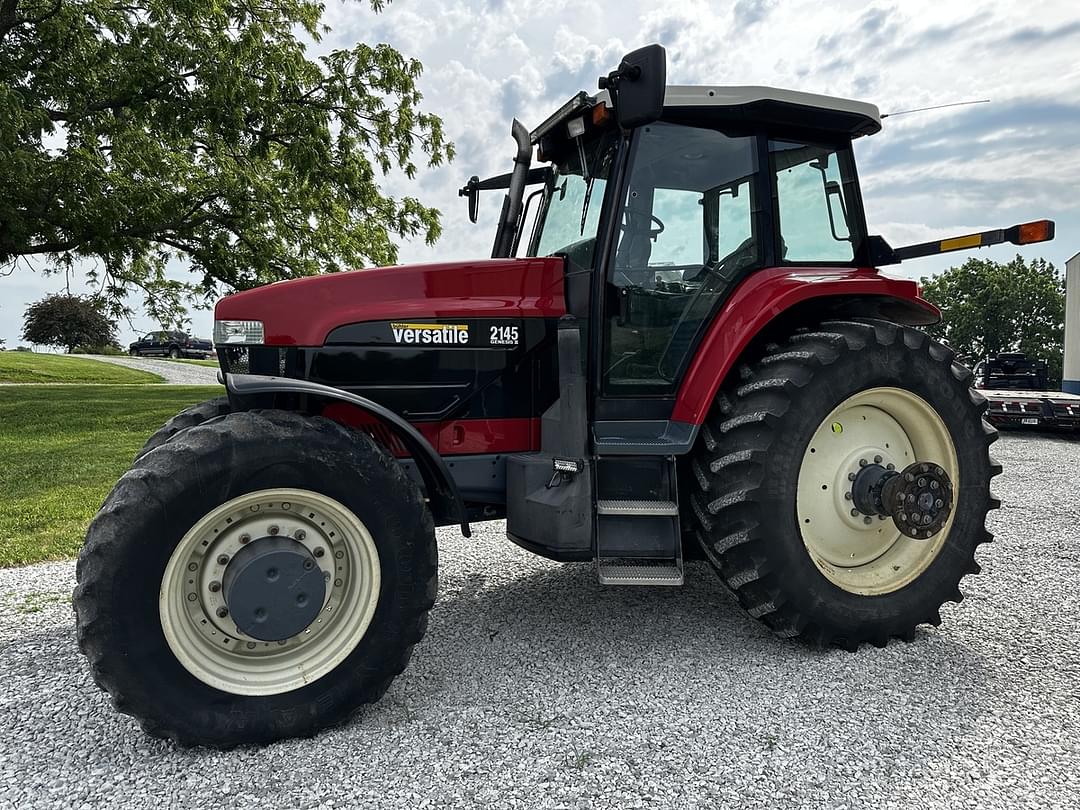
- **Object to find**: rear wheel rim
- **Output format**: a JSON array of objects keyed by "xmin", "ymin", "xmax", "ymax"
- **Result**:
[
  {"xmin": 159, "ymin": 488, "xmax": 381, "ymax": 696},
  {"xmin": 796, "ymin": 387, "xmax": 959, "ymax": 596}
]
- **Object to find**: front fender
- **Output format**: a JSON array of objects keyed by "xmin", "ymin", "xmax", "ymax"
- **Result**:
[
  {"xmin": 225, "ymin": 373, "xmax": 470, "ymax": 537},
  {"xmin": 672, "ymin": 267, "xmax": 939, "ymax": 425}
]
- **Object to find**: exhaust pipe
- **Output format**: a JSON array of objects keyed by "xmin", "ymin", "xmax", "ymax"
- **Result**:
[{"xmin": 490, "ymin": 118, "xmax": 532, "ymax": 259}]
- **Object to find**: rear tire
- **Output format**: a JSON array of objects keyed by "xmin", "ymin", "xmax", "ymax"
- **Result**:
[
  {"xmin": 689, "ymin": 319, "xmax": 1000, "ymax": 650},
  {"xmin": 74, "ymin": 410, "xmax": 437, "ymax": 747},
  {"xmin": 169, "ymin": 346, "xmax": 182, "ymax": 359}
]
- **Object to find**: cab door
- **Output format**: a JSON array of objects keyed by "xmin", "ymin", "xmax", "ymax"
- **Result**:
[{"xmin": 595, "ymin": 122, "xmax": 764, "ymax": 422}]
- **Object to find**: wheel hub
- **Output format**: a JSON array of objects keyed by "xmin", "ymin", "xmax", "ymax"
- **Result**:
[
  {"xmin": 222, "ymin": 536, "xmax": 327, "ymax": 641},
  {"xmin": 849, "ymin": 461, "xmax": 953, "ymax": 539}
]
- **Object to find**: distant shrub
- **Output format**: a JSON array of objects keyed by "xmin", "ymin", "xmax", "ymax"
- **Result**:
[
  {"xmin": 73, "ymin": 343, "xmax": 126, "ymax": 355},
  {"xmin": 15, "ymin": 346, "xmax": 33, "ymax": 352}
]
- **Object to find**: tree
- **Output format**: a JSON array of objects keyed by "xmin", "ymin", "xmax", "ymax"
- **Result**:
[
  {"xmin": 0, "ymin": 0, "xmax": 452, "ymax": 322},
  {"xmin": 21, "ymin": 293, "xmax": 118, "ymax": 353},
  {"xmin": 920, "ymin": 255, "xmax": 1066, "ymax": 383}
]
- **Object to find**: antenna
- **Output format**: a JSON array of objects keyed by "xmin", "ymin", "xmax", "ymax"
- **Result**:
[{"xmin": 881, "ymin": 99, "xmax": 990, "ymax": 119}]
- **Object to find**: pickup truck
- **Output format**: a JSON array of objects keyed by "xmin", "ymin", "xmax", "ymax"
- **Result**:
[{"xmin": 128, "ymin": 330, "xmax": 214, "ymax": 359}]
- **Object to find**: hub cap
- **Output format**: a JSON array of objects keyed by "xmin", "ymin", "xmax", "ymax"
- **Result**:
[
  {"xmin": 159, "ymin": 489, "xmax": 381, "ymax": 696},
  {"xmin": 796, "ymin": 388, "xmax": 959, "ymax": 595}
]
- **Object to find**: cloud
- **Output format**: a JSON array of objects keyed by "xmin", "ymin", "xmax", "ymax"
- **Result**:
[{"xmin": 998, "ymin": 20, "xmax": 1080, "ymax": 46}]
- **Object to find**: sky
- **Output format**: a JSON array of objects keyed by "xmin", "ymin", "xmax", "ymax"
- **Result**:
[{"xmin": 2, "ymin": 0, "xmax": 1079, "ymax": 349}]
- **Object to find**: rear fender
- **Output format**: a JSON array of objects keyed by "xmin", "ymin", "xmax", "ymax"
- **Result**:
[
  {"xmin": 672, "ymin": 267, "xmax": 939, "ymax": 425},
  {"xmin": 225, "ymin": 373, "xmax": 470, "ymax": 537}
]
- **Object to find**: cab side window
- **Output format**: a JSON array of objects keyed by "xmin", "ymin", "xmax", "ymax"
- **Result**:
[{"xmin": 771, "ymin": 141, "xmax": 859, "ymax": 263}]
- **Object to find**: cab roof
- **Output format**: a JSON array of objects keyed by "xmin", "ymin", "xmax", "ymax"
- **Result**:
[
  {"xmin": 662, "ymin": 85, "xmax": 882, "ymax": 138},
  {"xmin": 530, "ymin": 85, "xmax": 883, "ymax": 142}
]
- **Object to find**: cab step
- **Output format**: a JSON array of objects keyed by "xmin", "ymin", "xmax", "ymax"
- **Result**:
[
  {"xmin": 596, "ymin": 499, "xmax": 679, "ymax": 516},
  {"xmin": 597, "ymin": 558, "xmax": 684, "ymax": 586},
  {"xmin": 594, "ymin": 456, "xmax": 683, "ymax": 586}
]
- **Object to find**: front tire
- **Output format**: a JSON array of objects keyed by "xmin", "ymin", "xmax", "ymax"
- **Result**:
[
  {"xmin": 169, "ymin": 346, "xmax": 182, "ymax": 359},
  {"xmin": 135, "ymin": 395, "xmax": 232, "ymax": 461},
  {"xmin": 689, "ymin": 319, "xmax": 1000, "ymax": 650},
  {"xmin": 74, "ymin": 410, "xmax": 437, "ymax": 747}
]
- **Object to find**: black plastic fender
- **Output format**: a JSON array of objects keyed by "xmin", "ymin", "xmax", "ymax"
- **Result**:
[{"xmin": 224, "ymin": 373, "xmax": 470, "ymax": 537}]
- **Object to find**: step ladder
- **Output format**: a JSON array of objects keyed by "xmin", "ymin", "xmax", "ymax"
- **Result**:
[{"xmin": 594, "ymin": 455, "xmax": 684, "ymax": 586}]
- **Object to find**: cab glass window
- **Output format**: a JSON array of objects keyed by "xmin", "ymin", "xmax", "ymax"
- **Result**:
[
  {"xmin": 771, "ymin": 140, "xmax": 859, "ymax": 263},
  {"xmin": 604, "ymin": 123, "xmax": 759, "ymax": 393}
]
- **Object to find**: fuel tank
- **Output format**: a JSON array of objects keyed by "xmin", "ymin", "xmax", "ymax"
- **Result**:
[{"xmin": 215, "ymin": 257, "xmax": 568, "ymax": 458}]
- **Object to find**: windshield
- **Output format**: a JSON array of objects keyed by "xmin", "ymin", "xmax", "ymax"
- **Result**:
[{"xmin": 531, "ymin": 130, "xmax": 619, "ymax": 266}]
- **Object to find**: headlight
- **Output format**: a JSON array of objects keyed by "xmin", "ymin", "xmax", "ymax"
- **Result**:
[{"xmin": 213, "ymin": 320, "xmax": 264, "ymax": 345}]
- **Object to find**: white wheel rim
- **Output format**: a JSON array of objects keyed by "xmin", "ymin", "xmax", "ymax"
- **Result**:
[
  {"xmin": 797, "ymin": 387, "xmax": 959, "ymax": 595},
  {"xmin": 159, "ymin": 488, "xmax": 381, "ymax": 696}
]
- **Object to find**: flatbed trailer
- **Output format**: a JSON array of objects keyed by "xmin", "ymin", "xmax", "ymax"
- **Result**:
[{"xmin": 981, "ymin": 389, "xmax": 1080, "ymax": 432}]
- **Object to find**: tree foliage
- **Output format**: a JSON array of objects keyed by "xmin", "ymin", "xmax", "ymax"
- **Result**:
[
  {"xmin": 0, "ymin": 0, "xmax": 452, "ymax": 319},
  {"xmin": 920, "ymin": 255, "xmax": 1066, "ymax": 382},
  {"xmin": 22, "ymin": 293, "xmax": 118, "ymax": 352}
]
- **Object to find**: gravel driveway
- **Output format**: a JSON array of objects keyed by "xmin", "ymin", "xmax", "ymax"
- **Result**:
[
  {"xmin": 79, "ymin": 354, "xmax": 220, "ymax": 385},
  {"xmin": 1, "ymin": 432, "xmax": 1077, "ymax": 809}
]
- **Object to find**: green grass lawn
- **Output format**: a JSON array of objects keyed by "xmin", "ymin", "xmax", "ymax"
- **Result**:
[
  {"xmin": 0, "ymin": 385, "xmax": 223, "ymax": 566},
  {"xmin": 0, "ymin": 352, "xmax": 162, "ymax": 384}
]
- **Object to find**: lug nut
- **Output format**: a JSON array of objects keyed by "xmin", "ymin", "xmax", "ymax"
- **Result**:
[
  {"xmin": 863, "ymin": 516, "xmax": 873, "ymax": 525},
  {"xmin": 850, "ymin": 508, "xmax": 859, "ymax": 517},
  {"xmin": 217, "ymin": 554, "xmax": 230, "ymax": 566},
  {"xmin": 302, "ymin": 559, "xmax": 314, "ymax": 571},
  {"xmin": 216, "ymin": 607, "xmax": 228, "ymax": 618},
  {"xmin": 844, "ymin": 492, "xmax": 853, "ymax": 501},
  {"xmin": 313, "ymin": 546, "xmax": 325, "ymax": 558},
  {"xmin": 848, "ymin": 472, "xmax": 857, "ymax": 481},
  {"xmin": 239, "ymin": 533, "xmax": 251, "ymax": 545},
  {"xmin": 873, "ymin": 455, "xmax": 882, "ymax": 464},
  {"xmin": 859, "ymin": 459, "xmax": 868, "ymax": 467},
  {"xmin": 886, "ymin": 463, "xmax": 895, "ymax": 470},
  {"xmin": 268, "ymin": 525, "xmax": 279, "ymax": 535},
  {"xmin": 208, "ymin": 581, "xmax": 221, "ymax": 593},
  {"xmin": 295, "ymin": 530, "xmax": 306, "ymax": 541}
]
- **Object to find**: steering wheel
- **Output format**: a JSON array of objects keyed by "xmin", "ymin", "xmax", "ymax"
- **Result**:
[{"xmin": 622, "ymin": 208, "xmax": 665, "ymax": 241}]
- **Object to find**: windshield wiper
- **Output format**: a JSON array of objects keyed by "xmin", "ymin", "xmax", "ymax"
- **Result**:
[{"xmin": 579, "ymin": 176, "xmax": 596, "ymax": 236}]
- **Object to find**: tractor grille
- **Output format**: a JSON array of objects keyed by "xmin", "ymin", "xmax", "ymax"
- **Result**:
[{"xmin": 218, "ymin": 346, "xmax": 288, "ymax": 377}]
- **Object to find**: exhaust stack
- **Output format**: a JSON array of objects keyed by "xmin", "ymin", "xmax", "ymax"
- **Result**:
[{"xmin": 490, "ymin": 119, "xmax": 532, "ymax": 259}]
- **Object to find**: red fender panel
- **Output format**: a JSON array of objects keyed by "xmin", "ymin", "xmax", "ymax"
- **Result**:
[{"xmin": 671, "ymin": 267, "xmax": 939, "ymax": 425}]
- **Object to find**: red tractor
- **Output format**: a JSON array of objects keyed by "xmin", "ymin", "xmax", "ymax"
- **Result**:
[{"xmin": 73, "ymin": 45, "xmax": 1055, "ymax": 747}]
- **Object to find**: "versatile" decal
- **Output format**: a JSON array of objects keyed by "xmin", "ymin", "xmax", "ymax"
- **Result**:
[{"xmin": 390, "ymin": 323, "xmax": 470, "ymax": 345}]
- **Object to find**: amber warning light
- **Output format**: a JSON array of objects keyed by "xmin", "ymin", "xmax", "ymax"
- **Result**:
[{"xmin": 1009, "ymin": 219, "xmax": 1055, "ymax": 245}]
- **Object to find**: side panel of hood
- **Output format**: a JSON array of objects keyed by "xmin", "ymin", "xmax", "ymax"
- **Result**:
[{"xmin": 215, "ymin": 258, "xmax": 567, "ymax": 346}]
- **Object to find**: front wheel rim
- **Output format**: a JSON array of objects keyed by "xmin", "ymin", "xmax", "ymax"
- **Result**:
[
  {"xmin": 159, "ymin": 488, "xmax": 381, "ymax": 696},
  {"xmin": 797, "ymin": 387, "xmax": 959, "ymax": 596}
]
